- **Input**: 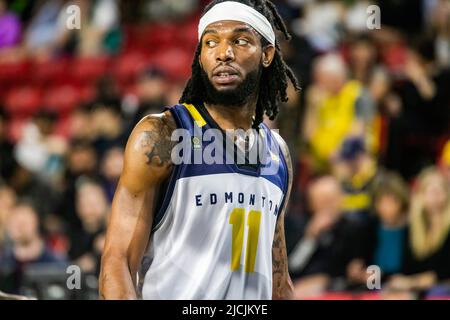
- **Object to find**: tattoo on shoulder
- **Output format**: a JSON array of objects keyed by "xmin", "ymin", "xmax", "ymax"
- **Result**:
[{"xmin": 138, "ymin": 116, "xmax": 176, "ymax": 167}]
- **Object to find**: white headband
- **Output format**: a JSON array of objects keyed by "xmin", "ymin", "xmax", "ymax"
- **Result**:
[{"xmin": 198, "ymin": 1, "xmax": 276, "ymax": 45}]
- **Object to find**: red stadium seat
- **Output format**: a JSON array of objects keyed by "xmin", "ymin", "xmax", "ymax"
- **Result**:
[
  {"xmin": 0, "ymin": 87, "xmax": 9, "ymax": 102},
  {"xmin": 7, "ymin": 116, "xmax": 28, "ymax": 142},
  {"xmin": 5, "ymin": 86, "xmax": 42, "ymax": 117},
  {"xmin": 70, "ymin": 56, "xmax": 111, "ymax": 85},
  {"xmin": 176, "ymin": 20, "xmax": 199, "ymax": 51},
  {"xmin": 43, "ymin": 85, "xmax": 81, "ymax": 115},
  {"xmin": 0, "ymin": 60, "xmax": 31, "ymax": 89},
  {"xmin": 144, "ymin": 24, "xmax": 178, "ymax": 52},
  {"xmin": 152, "ymin": 48, "xmax": 192, "ymax": 81},
  {"xmin": 32, "ymin": 58, "xmax": 71, "ymax": 86},
  {"xmin": 114, "ymin": 52, "xmax": 149, "ymax": 85},
  {"xmin": 123, "ymin": 24, "xmax": 153, "ymax": 53},
  {"xmin": 122, "ymin": 25, "xmax": 140, "ymax": 52},
  {"xmin": 79, "ymin": 85, "xmax": 96, "ymax": 103}
]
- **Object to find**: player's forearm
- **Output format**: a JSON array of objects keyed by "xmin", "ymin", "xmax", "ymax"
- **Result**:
[
  {"xmin": 99, "ymin": 253, "xmax": 138, "ymax": 300},
  {"xmin": 273, "ymin": 273, "xmax": 294, "ymax": 300}
]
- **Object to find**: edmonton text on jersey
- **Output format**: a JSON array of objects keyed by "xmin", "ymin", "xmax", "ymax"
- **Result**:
[{"xmin": 195, "ymin": 191, "xmax": 281, "ymax": 216}]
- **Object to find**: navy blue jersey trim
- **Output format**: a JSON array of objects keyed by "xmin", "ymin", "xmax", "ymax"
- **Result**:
[{"xmin": 261, "ymin": 122, "xmax": 290, "ymax": 220}]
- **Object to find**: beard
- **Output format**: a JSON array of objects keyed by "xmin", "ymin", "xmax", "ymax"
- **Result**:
[{"xmin": 200, "ymin": 65, "xmax": 262, "ymax": 107}]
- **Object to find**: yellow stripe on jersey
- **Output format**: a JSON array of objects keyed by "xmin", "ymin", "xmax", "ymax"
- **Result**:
[
  {"xmin": 183, "ymin": 103, "xmax": 207, "ymax": 127},
  {"xmin": 229, "ymin": 208, "xmax": 245, "ymax": 271}
]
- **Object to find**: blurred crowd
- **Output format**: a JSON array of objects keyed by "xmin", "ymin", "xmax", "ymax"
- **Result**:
[{"xmin": 0, "ymin": 0, "xmax": 449, "ymax": 300}]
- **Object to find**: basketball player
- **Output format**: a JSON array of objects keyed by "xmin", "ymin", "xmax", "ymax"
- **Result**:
[{"xmin": 99, "ymin": 0, "xmax": 300, "ymax": 300}]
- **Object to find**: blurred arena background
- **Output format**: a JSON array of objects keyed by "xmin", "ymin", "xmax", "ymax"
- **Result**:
[{"xmin": 0, "ymin": 0, "xmax": 449, "ymax": 300}]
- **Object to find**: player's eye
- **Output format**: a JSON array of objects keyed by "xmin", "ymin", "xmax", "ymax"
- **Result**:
[
  {"xmin": 235, "ymin": 39, "xmax": 249, "ymax": 46},
  {"xmin": 205, "ymin": 39, "xmax": 218, "ymax": 47}
]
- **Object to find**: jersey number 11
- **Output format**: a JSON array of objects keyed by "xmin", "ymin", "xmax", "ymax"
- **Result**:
[{"xmin": 229, "ymin": 208, "xmax": 262, "ymax": 273}]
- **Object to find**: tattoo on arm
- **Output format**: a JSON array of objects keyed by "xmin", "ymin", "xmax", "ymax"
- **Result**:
[
  {"xmin": 138, "ymin": 116, "xmax": 176, "ymax": 167},
  {"xmin": 272, "ymin": 221, "xmax": 289, "ymax": 294}
]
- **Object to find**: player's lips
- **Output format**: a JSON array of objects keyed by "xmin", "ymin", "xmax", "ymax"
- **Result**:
[{"xmin": 212, "ymin": 66, "xmax": 240, "ymax": 85}]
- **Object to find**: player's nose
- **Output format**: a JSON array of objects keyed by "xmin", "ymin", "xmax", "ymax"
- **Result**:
[{"xmin": 216, "ymin": 41, "xmax": 235, "ymax": 63}]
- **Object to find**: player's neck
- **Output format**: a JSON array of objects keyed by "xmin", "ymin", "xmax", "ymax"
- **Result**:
[{"xmin": 204, "ymin": 99, "xmax": 256, "ymax": 131}]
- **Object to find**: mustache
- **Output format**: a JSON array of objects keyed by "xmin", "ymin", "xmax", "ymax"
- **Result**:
[{"xmin": 212, "ymin": 64, "xmax": 241, "ymax": 77}]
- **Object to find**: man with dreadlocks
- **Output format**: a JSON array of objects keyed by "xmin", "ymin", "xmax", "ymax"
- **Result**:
[{"xmin": 100, "ymin": 0, "xmax": 300, "ymax": 300}]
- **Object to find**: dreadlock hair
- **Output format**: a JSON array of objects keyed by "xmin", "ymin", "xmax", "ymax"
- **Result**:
[{"xmin": 180, "ymin": 0, "xmax": 300, "ymax": 129}]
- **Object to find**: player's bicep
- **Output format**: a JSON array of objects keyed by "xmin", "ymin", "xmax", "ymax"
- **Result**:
[{"xmin": 103, "ymin": 115, "xmax": 175, "ymax": 273}]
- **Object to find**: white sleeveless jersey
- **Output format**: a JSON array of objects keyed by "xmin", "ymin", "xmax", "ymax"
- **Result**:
[{"xmin": 140, "ymin": 103, "xmax": 289, "ymax": 300}]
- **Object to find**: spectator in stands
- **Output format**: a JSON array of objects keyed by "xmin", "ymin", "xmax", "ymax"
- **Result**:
[
  {"xmin": 91, "ymin": 99, "xmax": 126, "ymax": 158},
  {"xmin": 24, "ymin": 0, "xmax": 66, "ymax": 60},
  {"xmin": 59, "ymin": 139, "xmax": 99, "ymax": 228},
  {"xmin": 332, "ymin": 137, "xmax": 378, "ymax": 222},
  {"xmin": 344, "ymin": 0, "xmax": 374, "ymax": 34},
  {"xmin": 100, "ymin": 146, "xmax": 123, "ymax": 202},
  {"xmin": 0, "ymin": 108, "xmax": 15, "ymax": 182},
  {"xmin": 95, "ymin": 75, "xmax": 121, "ymax": 104},
  {"xmin": 347, "ymin": 34, "xmax": 378, "ymax": 85},
  {"xmin": 166, "ymin": 81, "xmax": 187, "ymax": 107},
  {"xmin": 4, "ymin": 0, "xmax": 35, "ymax": 24},
  {"xmin": 289, "ymin": 176, "xmax": 363, "ymax": 299},
  {"xmin": 0, "ymin": 201, "xmax": 66, "ymax": 294},
  {"xmin": 0, "ymin": 182, "xmax": 17, "ymax": 253},
  {"xmin": 347, "ymin": 171, "xmax": 409, "ymax": 286},
  {"xmin": 295, "ymin": 0, "xmax": 344, "ymax": 52},
  {"xmin": 68, "ymin": 105, "xmax": 94, "ymax": 142},
  {"xmin": 345, "ymin": 36, "xmax": 380, "ymax": 157},
  {"xmin": 143, "ymin": 0, "xmax": 199, "ymax": 21},
  {"xmin": 439, "ymin": 139, "xmax": 450, "ymax": 182},
  {"xmin": 385, "ymin": 38, "xmax": 449, "ymax": 180},
  {"xmin": 0, "ymin": 0, "xmax": 21, "ymax": 49},
  {"xmin": 426, "ymin": 0, "xmax": 450, "ymax": 69},
  {"xmin": 8, "ymin": 160, "xmax": 61, "ymax": 222},
  {"xmin": 76, "ymin": 0, "xmax": 121, "ymax": 56},
  {"xmin": 364, "ymin": 67, "xmax": 395, "ymax": 158},
  {"xmin": 387, "ymin": 167, "xmax": 450, "ymax": 292},
  {"xmin": 303, "ymin": 53, "xmax": 374, "ymax": 171},
  {"xmin": 131, "ymin": 66, "xmax": 169, "ymax": 128},
  {"xmin": 68, "ymin": 178, "xmax": 108, "ymax": 275},
  {"xmin": 14, "ymin": 110, "xmax": 67, "ymax": 182}
]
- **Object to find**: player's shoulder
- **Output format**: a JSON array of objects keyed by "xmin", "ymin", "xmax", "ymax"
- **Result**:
[
  {"xmin": 134, "ymin": 110, "xmax": 177, "ymax": 135},
  {"xmin": 270, "ymin": 129, "xmax": 291, "ymax": 163},
  {"xmin": 267, "ymin": 129, "xmax": 293, "ymax": 184},
  {"xmin": 124, "ymin": 110, "xmax": 178, "ymax": 171}
]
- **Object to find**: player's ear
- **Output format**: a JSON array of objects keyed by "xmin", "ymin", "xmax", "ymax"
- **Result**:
[{"xmin": 262, "ymin": 45, "xmax": 275, "ymax": 68}]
